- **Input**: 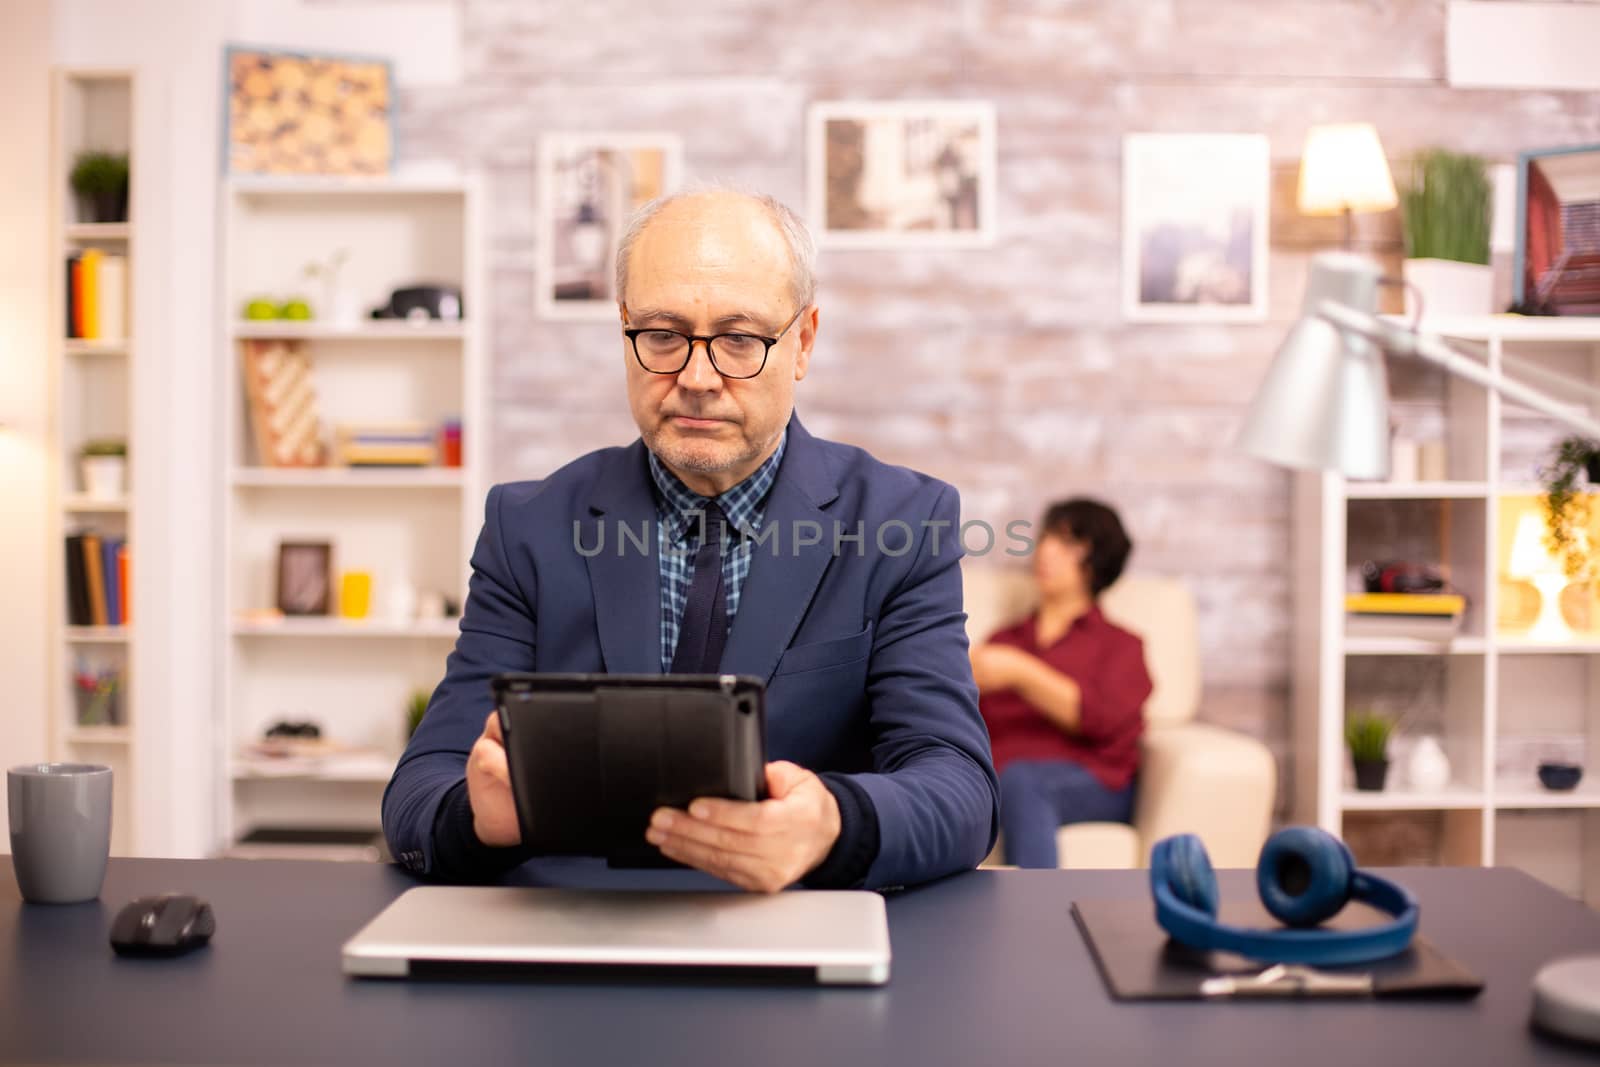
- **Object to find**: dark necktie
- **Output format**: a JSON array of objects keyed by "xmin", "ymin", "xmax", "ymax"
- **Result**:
[{"xmin": 670, "ymin": 500, "xmax": 729, "ymax": 674}]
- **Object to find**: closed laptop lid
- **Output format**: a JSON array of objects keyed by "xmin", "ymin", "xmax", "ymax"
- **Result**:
[{"xmin": 342, "ymin": 886, "xmax": 891, "ymax": 986}]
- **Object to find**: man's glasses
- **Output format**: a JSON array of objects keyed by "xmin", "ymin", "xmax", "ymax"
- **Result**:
[{"xmin": 623, "ymin": 305, "xmax": 806, "ymax": 380}]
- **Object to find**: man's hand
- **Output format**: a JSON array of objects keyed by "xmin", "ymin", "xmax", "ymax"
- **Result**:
[
  {"xmin": 645, "ymin": 761, "xmax": 841, "ymax": 893},
  {"xmin": 466, "ymin": 711, "xmax": 522, "ymax": 847},
  {"xmin": 970, "ymin": 643, "xmax": 1035, "ymax": 693}
]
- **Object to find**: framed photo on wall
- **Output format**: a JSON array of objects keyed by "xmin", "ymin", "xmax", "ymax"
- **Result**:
[
  {"xmin": 276, "ymin": 541, "xmax": 333, "ymax": 616},
  {"xmin": 1514, "ymin": 142, "xmax": 1600, "ymax": 315},
  {"xmin": 223, "ymin": 46, "xmax": 394, "ymax": 177},
  {"xmin": 807, "ymin": 100, "xmax": 997, "ymax": 248},
  {"xmin": 1122, "ymin": 133, "xmax": 1269, "ymax": 322},
  {"xmin": 536, "ymin": 133, "xmax": 684, "ymax": 320}
]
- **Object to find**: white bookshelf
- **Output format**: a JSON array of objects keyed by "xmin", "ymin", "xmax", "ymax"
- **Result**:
[
  {"xmin": 1294, "ymin": 315, "xmax": 1600, "ymax": 905},
  {"xmin": 217, "ymin": 175, "xmax": 486, "ymax": 852},
  {"xmin": 48, "ymin": 69, "xmax": 138, "ymax": 856}
]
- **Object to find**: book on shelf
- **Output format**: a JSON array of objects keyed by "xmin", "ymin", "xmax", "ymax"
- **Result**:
[
  {"xmin": 64, "ymin": 533, "xmax": 128, "ymax": 627},
  {"xmin": 64, "ymin": 250, "xmax": 127, "ymax": 341},
  {"xmin": 1345, "ymin": 592, "xmax": 1465, "ymax": 642},
  {"xmin": 332, "ymin": 422, "xmax": 438, "ymax": 467}
]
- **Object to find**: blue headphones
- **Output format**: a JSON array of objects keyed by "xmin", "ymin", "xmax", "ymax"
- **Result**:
[{"xmin": 1150, "ymin": 826, "xmax": 1419, "ymax": 967}]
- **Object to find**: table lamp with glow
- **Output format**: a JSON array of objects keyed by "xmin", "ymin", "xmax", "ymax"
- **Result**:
[
  {"xmin": 1508, "ymin": 512, "xmax": 1575, "ymax": 643},
  {"xmin": 1297, "ymin": 124, "xmax": 1399, "ymax": 249}
]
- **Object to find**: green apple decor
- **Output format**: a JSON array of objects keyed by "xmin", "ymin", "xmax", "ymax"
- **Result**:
[
  {"xmin": 243, "ymin": 298, "xmax": 278, "ymax": 320},
  {"xmin": 280, "ymin": 298, "xmax": 313, "ymax": 320}
]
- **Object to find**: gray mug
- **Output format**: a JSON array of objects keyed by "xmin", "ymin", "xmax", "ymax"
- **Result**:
[{"xmin": 8, "ymin": 763, "xmax": 113, "ymax": 904}]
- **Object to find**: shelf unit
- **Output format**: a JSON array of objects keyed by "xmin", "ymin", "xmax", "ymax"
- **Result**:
[
  {"xmin": 48, "ymin": 69, "xmax": 137, "ymax": 855},
  {"xmin": 1294, "ymin": 315, "xmax": 1600, "ymax": 906},
  {"xmin": 217, "ymin": 176, "xmax": 485, "ymax": 853}
]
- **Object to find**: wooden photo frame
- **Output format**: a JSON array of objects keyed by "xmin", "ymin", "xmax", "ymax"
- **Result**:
[{"xmin": 276, "ymin": 541, "xmax": 333, "ymax": 616}]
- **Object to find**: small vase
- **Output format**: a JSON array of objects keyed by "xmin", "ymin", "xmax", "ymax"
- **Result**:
[
  {"xmin": 1353, "ymin": 758, "xmax": 1389, "ymax": 792},
  {"xmin": 1407, "ymin": 735, "xmax": 1452, "ymax": 792},
  {"xmin": 80, "ymin": 456, "xmax": 126, "ymax": 500}
]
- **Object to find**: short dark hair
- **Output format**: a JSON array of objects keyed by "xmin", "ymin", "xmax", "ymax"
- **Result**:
[{"xmin": 1040, "ymin": 498, "xmax": 1132, "ymax": 597}]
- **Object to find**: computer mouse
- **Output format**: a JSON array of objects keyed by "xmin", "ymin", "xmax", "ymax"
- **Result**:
[{"xmin": 109, "ymin": 893, "xmax": 215, "ymax": 957}]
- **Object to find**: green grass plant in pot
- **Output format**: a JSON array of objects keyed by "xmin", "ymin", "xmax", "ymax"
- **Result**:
[
  {"xmin": 1400, "ymin": 149, "xmax": 1491, "ymax": 318},
  {"xmin": 1345, "ymin": 710, "xmax": 1395, "ymax": 792},
  {"xmin": 70, "ymin": 151, "xmax": 130, "ymax": 224},
  {"xmin": 406, "ymin": 689, "xmax": 431, "ymax": 740}
]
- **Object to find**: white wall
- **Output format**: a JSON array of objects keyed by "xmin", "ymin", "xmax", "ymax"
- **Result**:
[{"xmin": 0, "ymin": 0, "xmax": 57, "ymax": 847}]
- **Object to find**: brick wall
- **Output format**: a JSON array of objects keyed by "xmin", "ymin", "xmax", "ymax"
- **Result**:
[{"xmin": 389, "ymin": 0, "xmax": 1600, "ymax": 799}]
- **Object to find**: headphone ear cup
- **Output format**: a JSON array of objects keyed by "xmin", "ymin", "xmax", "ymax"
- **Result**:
[
  {"xmin": 1161, "ymin": 833, "xmax": 1219, "ymax": 919},
  {"xmin": 1257, "ymin": 826, "xmax": 1355, "ymax": 927}
]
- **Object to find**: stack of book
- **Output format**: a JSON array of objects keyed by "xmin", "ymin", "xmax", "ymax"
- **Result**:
[
  {"xmin": 1345, "ymin": 592, "xmax": 1464, "ymax": 642},
  {"xmin": 64, "ymin": 533, "xmax": 129, "ymax": 627},
  {"xmin": 333, "ymin": 422, "xmax": 437, "ymax": 467},
  {"xmin": 65, "ymin": 250, "xmax": 128, "ymax": 341}
]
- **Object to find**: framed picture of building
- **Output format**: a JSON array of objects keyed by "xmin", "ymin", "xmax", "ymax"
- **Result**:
[
  {"xmin": 808, "ymin": 100, "xmax": 997, "ymax": 248},
  {"xmin": 1122, "ymin": 133, "xmax": 1270, "ymax": 322},
  {"xmin": 536, "ymin": 133, "xmax": 684, "ymax": 319},
  {"xmin": 223, "ymin": 46, "xmax": 393, "ymax": 177}
]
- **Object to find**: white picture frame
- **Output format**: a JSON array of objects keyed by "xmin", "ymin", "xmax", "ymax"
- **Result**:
[
  {"xmin": 807, "ymin": 100, "xmax": 997, "ymax": 249},
  {"xmin": 536, "ymin": 132, "xmax": 684, "ymax": 320},
  {"xmin": 1121, "ymin": 133, "xmax": 1270, "ymax": 323}
]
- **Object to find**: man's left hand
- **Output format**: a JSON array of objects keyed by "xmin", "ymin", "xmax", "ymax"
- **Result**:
[{"xmin": 646, "ymin": 761, "xmax": 841, "ymax": 893}]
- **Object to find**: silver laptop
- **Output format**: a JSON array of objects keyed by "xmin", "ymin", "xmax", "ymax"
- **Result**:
[{"xmin": 341, "ymin": 886, "xmax": 891, "ymax": 986}]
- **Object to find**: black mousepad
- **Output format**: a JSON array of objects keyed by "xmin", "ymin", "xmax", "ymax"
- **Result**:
[{"xmin": 1073, "ymin": 898, "xmax": 1484, "ymax": 1000}]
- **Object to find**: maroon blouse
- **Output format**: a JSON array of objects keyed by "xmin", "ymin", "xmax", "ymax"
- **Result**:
[{"xmin": 978, "ymin": 606, "xmax": 1153, "ymax": 791}]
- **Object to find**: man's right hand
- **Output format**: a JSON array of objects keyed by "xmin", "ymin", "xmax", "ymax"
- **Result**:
[{"xmin": 467, "ymin": 710, "xmax": 522, "ymax": 847}]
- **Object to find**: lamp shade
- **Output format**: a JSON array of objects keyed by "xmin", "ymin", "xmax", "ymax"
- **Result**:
[
  {"xmin": 1508, "ymin": 511, "xmax": 1561, "ymax": 579},
  {"xmin": 1236, "ymin": 253, "xmax": 1392, "ymax": 479},
  {"xmin": 1297, "ymin": 124, "xmax": 1399, "ymax": 216}
]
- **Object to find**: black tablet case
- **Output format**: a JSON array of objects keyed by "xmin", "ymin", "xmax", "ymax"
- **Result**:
[
  {"xmin": 495, "ymin": 674, "xmax": 766, "ymax": 864},
  {"xmin": 1072, "ymin": 897, "xmax": 1484, "ymax": 1000}
]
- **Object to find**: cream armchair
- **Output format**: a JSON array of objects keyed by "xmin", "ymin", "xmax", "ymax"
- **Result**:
[{"xmin": 965, "ymin": 564, "xmax": 1275, "ymax": 870}]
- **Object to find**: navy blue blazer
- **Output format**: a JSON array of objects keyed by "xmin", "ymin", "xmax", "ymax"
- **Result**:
[{"xmin": 382, "ymin": 414, "xmax": 999, "ymax": 890}]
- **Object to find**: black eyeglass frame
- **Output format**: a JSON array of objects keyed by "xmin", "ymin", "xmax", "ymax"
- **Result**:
[{"xmin": 622, "ymin": 305, "xmax": 808, "ymax": 379}]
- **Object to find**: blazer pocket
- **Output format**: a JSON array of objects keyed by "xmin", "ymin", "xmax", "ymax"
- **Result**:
[{"xmin": 772, "ymin": 622, "xmax": 874, "ymax": 677}]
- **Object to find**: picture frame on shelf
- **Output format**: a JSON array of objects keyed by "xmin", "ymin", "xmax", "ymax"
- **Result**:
[
  {"xmin": 1513, "ymin": 142, "xmax": 1600, "ymax": 316},
  {"xmin": 536, "ymin": 133, "xmax": 683, "ymax": 320},
  {"xmin": 222, "ymin": 45, "xmax": 393, "ymax": 177},
  {"xmin": 276, "ymin": 540, "xmax": 333, "ymax": 616},
  {"xmin": 1121, "ymin": 133, "xmax": 1269, "ymax": 323},
  {"xmin": 807, "ymin": 100, "xmax": 997, "ymax": 249}
]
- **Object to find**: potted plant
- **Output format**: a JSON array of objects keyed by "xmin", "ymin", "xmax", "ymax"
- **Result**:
[
  {"xmin": 79, "ymin": 439, "xmax": 127, "ymax": 501},
  {"xmin": 1400, "ymin": 149, "xmax": 1491, "ymax": 318},
  {"xmin": 69, "ymin": 151, "xmax": 130, "ymax": 224},
  {"xmin": 1539, "ymin": 436, "xmax": 1600, "ymax": 583},
  {"xmin": 405, "ymin": 689, "xmax": 431, "ymax": 740},
  {"xmin": 1345, "ymin": 711, "xmax": 1395, "ymax": 791}
]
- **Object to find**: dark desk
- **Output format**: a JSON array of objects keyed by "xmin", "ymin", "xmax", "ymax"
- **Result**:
[{"xmin": 3, "ymin": 857, "xmax": 1599, "ymax": 1066}]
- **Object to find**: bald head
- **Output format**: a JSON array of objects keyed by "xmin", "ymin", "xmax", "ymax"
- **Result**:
[{"xmin": 615, "ymin": 187, "xmax": 817, "ymax": 312}]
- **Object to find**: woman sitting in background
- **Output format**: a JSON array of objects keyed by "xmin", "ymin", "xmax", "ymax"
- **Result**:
[{"xmin": 971, "ymin": 498, "xmax": 1153, "ymax": 869}]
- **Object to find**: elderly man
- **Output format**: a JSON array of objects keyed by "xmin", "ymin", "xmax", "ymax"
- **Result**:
[{"xmin": 383, "ymin": 188, "xmax": 997, "ymax": 892}]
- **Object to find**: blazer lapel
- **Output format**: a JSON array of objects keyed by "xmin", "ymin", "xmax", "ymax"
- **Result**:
[
  {"xmin": 584, "ymin": 440, "xmax": 663, "ymax": 675},
  {"xmin": 720, "ymin": 414, "xmax": 839, "ymax": 684}
]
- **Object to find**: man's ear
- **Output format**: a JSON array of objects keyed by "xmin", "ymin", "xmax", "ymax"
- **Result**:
[{"xmin": 793, "ymin": 304, "xmax": 819, "ymax": 382}]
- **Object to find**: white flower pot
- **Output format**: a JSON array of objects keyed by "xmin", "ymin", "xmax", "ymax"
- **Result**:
[
  {"xmin": 1402, "ymin": 258, "xmax": 1494, "ymax": 320},
  {"xmin": 80, "ymin": 456, "xmax": 126, "ymax": 501}
]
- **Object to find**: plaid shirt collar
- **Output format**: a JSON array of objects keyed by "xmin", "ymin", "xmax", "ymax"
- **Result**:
[{"xmin": 647, "ymin": 428, "xmax": 787, "ymax": 543}]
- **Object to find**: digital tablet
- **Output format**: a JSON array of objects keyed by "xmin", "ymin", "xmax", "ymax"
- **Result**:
[{"xmin": 491, "ymin": 673, "xmax": 768, "ymax": 863}]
